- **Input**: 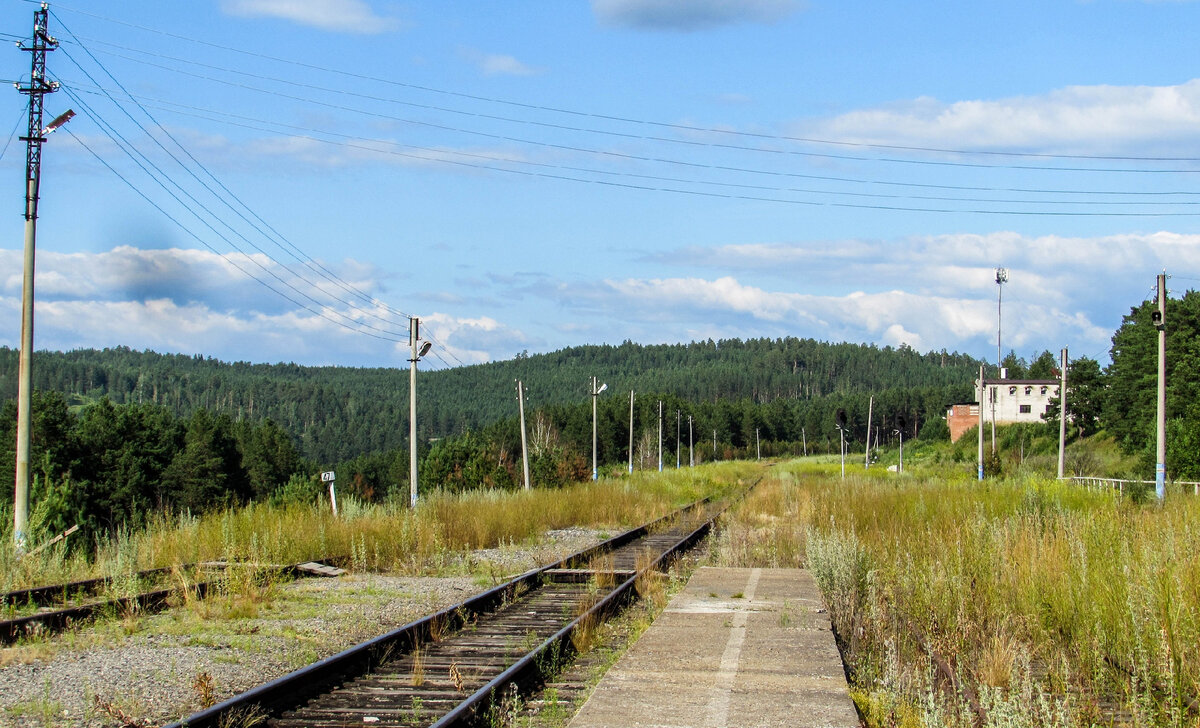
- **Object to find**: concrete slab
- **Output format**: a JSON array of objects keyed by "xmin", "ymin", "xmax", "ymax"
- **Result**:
[{"xmin": 568, "ymin": 567, "xmax": 860, "ymax": 728}]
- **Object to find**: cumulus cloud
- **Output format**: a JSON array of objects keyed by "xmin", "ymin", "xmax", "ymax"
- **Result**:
[
  {"xmin": 546, "ymin": 274, "xmax": 1110, "ymax": 357},
  {"xmin": 0, "ymin": 246, "xmax": 420, "ymax": 366},
  {"xmin": 220, "ymin": 0, "xmax": 400, "ymax": 33},
  {"xmin": 461, "ymin": 51, "xmax": 542, "ymax": 77},
  {"xmin": 802, "ymin": 80, "xmax": 1200, "ymax": 155},
  {"xmin": 592, "ymin": 0, "xmax": 801, "ymax": 31}
]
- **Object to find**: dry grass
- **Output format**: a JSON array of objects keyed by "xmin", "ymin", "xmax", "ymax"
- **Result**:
[{"xmin": 714, "ymin": 460, "xmax": 1200, "ymax": 728}]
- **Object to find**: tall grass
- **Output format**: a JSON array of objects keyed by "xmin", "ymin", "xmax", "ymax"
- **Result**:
[
  {"xmin": 716, "ymin": 461, "xmax": 1200, "ymax": 728},
  {"xmin": 1, "ymin": 463, "xmax": 746, "ymax": 591}
]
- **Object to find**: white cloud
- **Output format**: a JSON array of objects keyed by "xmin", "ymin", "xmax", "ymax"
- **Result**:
[
  {"xmin": 560, "ymin": 274, "xmax": 1110, "ymax": 357},
  {"xmin": 478, "ymin": 54, "xmax": 541, "ymax": 77},
  {"xmin": 0, "ymin": 246, "xmax": 418, "ymax": 366},
  {"xmin": 803, "ymin": 80, "xmax": 1200, "ymax": 155},
  {"xmin": 220, "ymin": 0, "xmax": 400, "ymax": 33},
  {"xmin": 592, "ymin": 0, "xmax": 802, "ymax": 30}
]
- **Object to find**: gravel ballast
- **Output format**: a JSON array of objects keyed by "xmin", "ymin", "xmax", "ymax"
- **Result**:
[{"xmin": 0, "ymin": 527, "xmax": 603, "ymax": 728}]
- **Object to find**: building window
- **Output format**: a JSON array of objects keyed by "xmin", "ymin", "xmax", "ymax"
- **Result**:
[
  {"xmin": 1024, "ymin": 386, "xmax": 1033, "ymax": 395},
  {"xmin": 1009, "ymin": 386, "xmax": 1017, "ymax": 395},
  {"xmin": 1040, "ymin": 386, "xmax": 1048, "ymax": 395},
  {"xmin": 1019, "ymin": 404, "xmax": 1032, "ymax": 414}
]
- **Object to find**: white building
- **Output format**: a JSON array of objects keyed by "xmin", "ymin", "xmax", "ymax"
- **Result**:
[{"xmin": 947, "ymin": 374, "xmax": 1059, "ymax": 442}]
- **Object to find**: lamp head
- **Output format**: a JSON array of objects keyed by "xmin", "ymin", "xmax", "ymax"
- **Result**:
[
  {"xmin": 596, "ymin": 383, "xmax": 607, "ymax": 395},
  {"xmin": 417, "ymin": 341, "xmax": 432, "ymax": 358}
]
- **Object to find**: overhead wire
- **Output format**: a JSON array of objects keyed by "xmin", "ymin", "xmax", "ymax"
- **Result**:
[
  {"xmin": 66, "ymin": 37, "xmax": 1200, "ymax": 177},
  {"xmin": 57, "ymin": 82, "xmax": 1200, "ymax": 209},
  {"xmin": 55, "ymin": 54, "xmax": 413, "ymax": 344},
  {"xmin": 48, "ymin": 3, "xmax": 1200, "ymax": 165},
  {"xmin": 0, "ymin": 107, "xmax": 26, "ymax": 164},
  {"xmin": 62, "ymin": 124, "xmax": 403, "ymax": 343},
  {"xmin": 53, "ymin": 15, "xmax": 415, "ymax": 335}
]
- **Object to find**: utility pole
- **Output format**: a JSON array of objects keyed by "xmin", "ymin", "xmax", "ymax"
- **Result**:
[
  {"xmin": 1155, "ymin": 273, "xmax": 1167, "ymax": 501},
  {"xmin": 657, "ymin": 400, "xmax": 663, "ymax": 472},
  {"xmin": 802, "ymin": 427, "xmax": 807, "ymax": 457},
  {"xmin": 676, "ymin": 410, "xmax": 681, "ymax": 469},
  {"xmin": 517, "ymin": 380, "xmax": 531, "ymax": 490},
  {"xmin": 14, "ymin": 3, "xmax": 63, "ymax": 551},
  {"xmin": 627, "ymin": 390, "xmax": 634, "ymax": 475},
  {"xmin": 977, "ymin": 365, "xmax": 985, "ymax": 481},
  {"xmin": 1057, "ymin": 348, "xmax": 1067, "ymax": 480},
  {"xmin": 996, "ymin": 267, "xmax": 1008, "ymax": 373},
  {"xmin": 712, "ymin": 429, "xmax": 717, "ymax": 461},
  {"xmin": 591, "ymin": 377, "xmax": 607, "ymax": 481},
  {"xmin": 688, "ymin": 415, "xmax": 694, "ymax": 467},
  {"xmin": 756, "ymin": 427, "xmax": 760, "ymax": 461},
  {"xmin": 864, "ymin": 395, "xmax": 873, "ymax": 468},
  {"xmin": 409, "ymin": 317, "xmax": 431, "ymax": 507}
]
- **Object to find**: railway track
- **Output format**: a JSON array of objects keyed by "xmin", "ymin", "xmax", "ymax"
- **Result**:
[
  {"xmin": 0, "ymin": 559, "xmax": 344, "ymax": 644},
  {"xmin": 164, "ymin": 495, "xmax": 733, "ymax": 728}
]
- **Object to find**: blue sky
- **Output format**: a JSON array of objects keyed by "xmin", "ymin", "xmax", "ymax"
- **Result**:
[{"xmin": 3, "ymin": 0, "xmax": 1200, "ymax": 369}]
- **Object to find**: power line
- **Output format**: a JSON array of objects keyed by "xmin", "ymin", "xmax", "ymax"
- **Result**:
[
  {"xmin": 65, "ymin": 36, "xmax": 1200, "ymax": 176},
  {"xmin": 49, "ymin": 4, "xmax": 1200, "ymax": 165},
  {"xmin": 64, "ymin": 126, "xmax": 405, "ymax": 343},
  {"xmin": 53, "ymin": 21, "xmax": 416, "ymax": 335},
  {"xmin": 59, "ymin": 82, "xmax": 1200, "ymax": 208}
]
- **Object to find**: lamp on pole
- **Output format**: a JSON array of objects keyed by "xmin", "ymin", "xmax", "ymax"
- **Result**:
[
  {"xmin": 409, "ymin": 317, "xmax": 432, "ymax": 508},
  {"xmin": 836, "ymin": 409, "xmax": 847, "ymax": 480},
  {"xmin": 893, "ymin": 414, "xmax": 906, "ymax": 475},
  {"xmin": 517, "ymin": 380, "xmax": 531, "ymax": 490},
  {"xmin": 591, "ymin": 377, "xmax": 607, "ymax": 480},
  {"xmin": 14, "ymin": 4, "xmax": 66, "ymax": 552}
]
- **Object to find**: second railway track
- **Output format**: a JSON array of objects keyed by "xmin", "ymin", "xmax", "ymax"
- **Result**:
[{"xmin": 165, "ymin": 492, "xmax": 740, "ymax": 728}]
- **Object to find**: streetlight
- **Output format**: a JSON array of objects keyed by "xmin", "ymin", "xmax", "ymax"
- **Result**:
[
  {"xmin": 591, "ymin": 377, "xmax": 607, "ymax": 480},
  {"xmin": 517, "ymin": 380, "xmax": 531, "ymax": 490},
  {"xmin": 13, "ymin": 4, "xmax": 67, "ymax": 551},
  {"xmin": 409, "ymin": 317, "xmax": 432, "ymax": 508},
  {"xmin": 893, "ymin": 414, "xmax": 906, "ymax": 474}
]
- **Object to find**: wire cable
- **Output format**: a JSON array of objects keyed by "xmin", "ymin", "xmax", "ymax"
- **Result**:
[
  {"xmin": 50, "ymin": 4, "xmax": 1200, "ymax": 165},
  {"xmin": 54, "ymin": 21, "xmax": 415, "ymax": 334}
]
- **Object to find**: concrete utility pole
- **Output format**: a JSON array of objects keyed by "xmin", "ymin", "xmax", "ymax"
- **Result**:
[
  {"xmin": 864, "ymin": 395, "xmax": 874, "ymax": 468},
  {"xmin": 1057, "ymin": 348, "xmax": 1067, "ymax": 480},
  {"xmin": 1155, "ymin": 273, "xmax": 1167, "ymax": 501},
  {"xmin": 977, "ymin": 365, "xmax": 985, "ymax": 481},
  {"xmin": 14, "ymin": 3, "xmax": 64, "ymax": 551},
  {"xmin": 802, "ymin": 427, "xmax": 807, "ymax": 457},
  {"xmin": 591, "ymin": 377, "xmax": 607, "ymax": 480},
  {"xmin": 713, "ymin": 430, "xmax": 717, "ymax": 461},
  {"xmin": 517, "ymin": 380, "xmax": 531, "ymax": 490},
  {"xmin": 756, "ymin": 428, "xmax": 760, "ymax": 461},
  {"xmin": 627, "ymin": 390, "xmax": 634, "ymax": 475},
  {"xmin": 409, "ymin": 317, "xmax": 431, "ymax": 507},
  {"xmin": 657, "ymin": 400, "xmax": 663, "ymax": 472},
  {"xmin": 688, "ymin": 415, "xmax": 694, "ymax": 467},
  {"xmin": 996, "ymin": 267, "xmax": 1008, "ymax": 373},
  {"xmin": 676, "ymin": 410, "xmax": 681, "ymax": 469}
]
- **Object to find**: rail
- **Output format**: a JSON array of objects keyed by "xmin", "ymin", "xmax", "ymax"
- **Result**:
[{"xmin": 162, "ymin": 494, "xmax": 736, "ymax": 728}]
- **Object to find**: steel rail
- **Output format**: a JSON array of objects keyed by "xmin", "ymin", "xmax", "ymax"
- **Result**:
[
  {"xmin": 163, "ymin": 494, "xmax": 734, "ymax": 728},
  {"xmin": 1, "ymin": 559, "xmax": 343, "ymax": 644}
]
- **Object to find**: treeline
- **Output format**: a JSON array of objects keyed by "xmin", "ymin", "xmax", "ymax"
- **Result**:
[{"xmin": 0, "ymin": 338, "xmax": 981, "ymax": 464}]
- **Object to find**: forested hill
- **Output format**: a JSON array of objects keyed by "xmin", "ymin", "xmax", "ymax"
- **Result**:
[{"xmin": 0, "ymin": 339, "xmax": 982, "ymax": 462}]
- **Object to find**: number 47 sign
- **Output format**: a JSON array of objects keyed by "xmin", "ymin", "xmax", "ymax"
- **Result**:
[{"xmin": 321, "ymin": 471, "xmax": 336, "ymax": 482}]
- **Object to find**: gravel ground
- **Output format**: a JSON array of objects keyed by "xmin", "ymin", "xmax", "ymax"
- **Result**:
[{"xmin": 0, "ymin": 527, "xmax": 604, "ymax": 728}]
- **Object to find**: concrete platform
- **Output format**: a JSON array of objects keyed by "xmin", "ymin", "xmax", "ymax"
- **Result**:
[{"xmin": 568, "ymin": 567, "xmax": 860, "ymax": 728}]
